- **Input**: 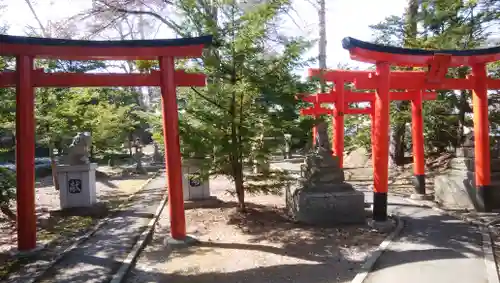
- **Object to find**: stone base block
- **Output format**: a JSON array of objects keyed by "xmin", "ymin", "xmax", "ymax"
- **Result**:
[
  {"xmin": 182, "ymin": 159, "xmax": 210, "ymax": 201},
  {"xmin": 50, "ymin": 202, "xmax": 109, "ymax": 218},
  {"xmin": 9, "ymin": 244, "xmax": 45, "ymax": 257},
  {"xmin": 367, "ymin": 219, "xmax": 395, "ymax": 233},
  {"xmin": 410, "ymin": 193, "xmax": 434, "ymax": 201},
  {"xmin": 434, "ymin": 170, "xmax": 500, "ymax": 211},
  {"xmin": 57, "ymin": 163, "xmax": 97, "ymax": 209},
  {"xmin": 164, "ymin": 235, "xmax": 200, "ymax": 249},
  {"xmin": 285, "ymin": 184, "xmax": 366, "ymax": 225}
]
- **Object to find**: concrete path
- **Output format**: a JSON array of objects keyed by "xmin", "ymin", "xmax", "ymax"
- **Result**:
[
  {"xmin": 35, "ymin": 174, "xmax": 166, "ymax": 283},
  {"xmin": 363, "ymin": 193, "xmax": 488, "ymax": 283},
  {"xmin": 271, "ymin": 161, "xmax": 489, "ymax": 283}
]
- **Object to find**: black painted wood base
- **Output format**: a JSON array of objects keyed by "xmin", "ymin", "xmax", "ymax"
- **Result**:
[
  {"xmin": 413, "ymin": 174, "xmax": 426, "ymax": 195},
  {"xmin": 373, "ymin": 192, "xmax": 388, "ymax": 221},
  {"xmin": 477, "ymin": 185, "xmax": 492, "ymax": 212}
]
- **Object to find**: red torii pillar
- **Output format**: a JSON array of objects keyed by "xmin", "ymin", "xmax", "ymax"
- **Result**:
[
  {"xmin": 0, "ymin": 34, "xmax": 212, "ymax": 250},
  {"xmin": 342, "ymin": 36, "xmax": 500, "ymax": 213},
  {"xmin": 16, "ymin": 56, "xmax": 36, "ymax": 251},
  {"xmin": 159, "ymin": 57, "xmax": 186, "ymax": 239},
  {"xmin": 472, "ymin": 63, "xmax": 492, "ymax": 209}
]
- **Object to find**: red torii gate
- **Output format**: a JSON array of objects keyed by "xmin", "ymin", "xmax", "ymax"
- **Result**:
[
  {"xmin": 301, "ymin": 69, "xmax": 437, "ymax": 198},
  {"xmin": 0, "ymin": 34, "xmax": 212, "ymax": 251},
  {"xmin": 342, "ymin": 37, "xmax": 500, "ymax": 219}
]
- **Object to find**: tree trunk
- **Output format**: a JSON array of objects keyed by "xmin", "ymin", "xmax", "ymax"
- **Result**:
[
  {"xmin": 128, "ymin": 132, "xmax": 133, "ymax": 156},
  {"xmin": 229, "ymin": 1, "xmax": 245, "ymax": 211},
  {"xmin": 456, "ymin": 89, "xmax": 468, "ymax": 149},
  {"xmin": 230, "ymin": 92, "xmax": 245, "ymax": 211},
  {"xmin": 318, "ymin": 0, "xmax": 327, "ymax": 93},
  {"xmin": 388, "ymin": 0, "xmax": 419, "ymax": 167},
  {"xmin": 389, "ymin": 121, "xmax": 406, "ymax": 167}
]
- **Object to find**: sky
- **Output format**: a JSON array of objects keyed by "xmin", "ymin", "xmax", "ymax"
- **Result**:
[{"xmin": 1, "ymin": 0, "xmax": 407, "ymax": 74}]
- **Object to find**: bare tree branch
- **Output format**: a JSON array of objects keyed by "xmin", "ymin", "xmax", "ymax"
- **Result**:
[{"xmin": 24, "ymin": 0, "xmax": 48, "ymax": 37}]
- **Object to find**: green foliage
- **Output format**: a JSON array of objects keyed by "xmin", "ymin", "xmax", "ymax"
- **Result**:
[
  {"xmin": 362, "ymin": 0, "xmax": 500, "ymax": 156},
  {"xmin": 132, "ymin": 0, "xmax": 314, "ymax": 208},
  {"xmin": 0, "ymin": 167, "xmax": 15, "ymax": 207}
]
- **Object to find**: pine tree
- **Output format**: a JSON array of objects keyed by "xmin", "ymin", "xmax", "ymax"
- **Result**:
[{"xmin": 76, "ymin": 0, "xmax": 314, "ymax": 210}]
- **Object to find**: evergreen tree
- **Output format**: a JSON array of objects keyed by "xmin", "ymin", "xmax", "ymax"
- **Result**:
[{"xmin": 78, "ymin": 0, "xmax": 314, "ymax": 210}]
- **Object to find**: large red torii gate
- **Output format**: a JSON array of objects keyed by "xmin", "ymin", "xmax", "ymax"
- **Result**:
[
  {"xmin": 0, "ymin": 34, "xmax": 213, "ymax": 251},
  {"xmin": 341, "ymin": 37, "xmax": 500, "ymax": 220}
]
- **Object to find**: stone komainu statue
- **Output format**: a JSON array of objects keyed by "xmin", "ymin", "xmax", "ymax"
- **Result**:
[
  {"xmin": 67, "ymin": 132, "xmax": 92, "ymax": 165},
  {"xmin": 315, "ymin": 121, "xmax": 332, "ymax": 154}
]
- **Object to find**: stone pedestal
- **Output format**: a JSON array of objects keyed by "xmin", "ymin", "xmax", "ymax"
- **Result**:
[
  {"xmin": 286, "ymin": 186, "xmax": 365, "ymax": 224},
  {"xmin": 253, "ymin": 158, "xmax": 270, "ymax": 174},
  {"xmin": 182, "ymin": 158, "xmax": 210, "ymax": 201},
  {"xmin": 57, "ymin": 163, "xmax": 97, "ymax": 209},
  {"xmin": 285, "ymin": 151, "xmax": 365, "ymax": 225},
  {"xmin": 434, "ymin": 145, "xmax": 500, "ymax": 211}
]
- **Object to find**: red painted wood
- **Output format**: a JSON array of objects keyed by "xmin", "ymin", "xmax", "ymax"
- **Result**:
[
  {"xmin": 349, "ymin": 46, "xmax": 500, "ymax": 66},
  {"xmin": 345, "ymin": 108, "xmax": 372, "ymax": 115},
  {"xmin": 308, "ymin": 69, "xmax": 500, "ymax": 90},
  {"xmin": 15, "ymin": 55, "xmax": 37, "ymax": 251},
  {"xmin": 0, "ymin": 43, "xmax": 205, "ymax": 60},
  {"xmin": 426, "ymin": 54, "xmax": 452, "ymax": 83},
  {"xmin": 355, "ymin": 75, "xmax": 475, "ymax": 90},
  {"xmin": 300, "ymin": 107, "xmax": 333, "ymax": 116},
  {"xmin": 472, "ymin": 63, "xmax": 491, "ymax": 188},
  {"xmin": 0, "ymin": 69, "xmax": 206, "ymax": 87},
  {"xmin": 372, "ymin": 62, "xmax": 390, "ymax": 195},
  {"xmin": 159, "ymin": 56, "xmax": 187, "ymax": 240},
  {"xmin": 299, "ymin": 90, "xmax": 437, "ymax": 103},
  {"xmin": 333, "ymin": 79, "xmax": 345, "ymax": 166},
  {"xmin": 487, "ymin": 78, "xmax": 500, "ymax": 89},
  {"xmin": 411, "ymin": 90, "xmax": 425, "ymax": 176},
  {"xmin": 301, "ymin": 106, "xmax": 372, "ymax": 116}
]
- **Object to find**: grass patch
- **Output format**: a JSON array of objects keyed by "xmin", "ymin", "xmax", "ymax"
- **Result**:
[
  {"xmin": 0, "ymin": 256, "xmax": 31, "ymax": 280},
  {"xmin": 38, "ymin": 216, "xmax": 96, "ymax": 242}
]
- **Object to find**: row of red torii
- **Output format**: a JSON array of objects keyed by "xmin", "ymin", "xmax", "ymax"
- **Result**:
[
  {"xmin": 300, "ymin": 38, "xmax": 500, "ymax": 222},
  {"xmin": 1, "ymin": 34, "xmax": 500, "ymax": 251}
]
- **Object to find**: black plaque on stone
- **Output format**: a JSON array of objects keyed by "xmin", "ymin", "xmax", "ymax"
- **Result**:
[
  {"xmin": 188, "ymin": 173, "xmax": 201, "ymax": 187},
  {"xmin": 68, "ymin": 179, "xmax": 82, "ymax": 194}
]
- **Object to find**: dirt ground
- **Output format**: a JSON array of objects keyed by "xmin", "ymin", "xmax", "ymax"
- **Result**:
[
  {"xmin": 0, "ymin": 170, "xmax": 156, "ymax": 280},
  {"xmin": 126, "ymin": 176, "xmax": 390, "ymax": 283}
]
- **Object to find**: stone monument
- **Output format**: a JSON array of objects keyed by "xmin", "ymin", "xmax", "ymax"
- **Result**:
[
  {"xmin": 283, "ymin": 133, "xmax": 292, "ymax": 159},
  {"xmin": 152, "ymin": 142, "xmax": 164, "ymax": 164},
  {"xmin": 285, "ymin": 122, "xmax": 366, "ymax": 224},
  {"xmin": 252, "ymin": 133, "xmax": 270, "ymax": 175},
  {"xmin": 435, "ymin": 132, "xmax": 500, "ymax": 211},
  {"xmin": 57, "ymin": 132, "xmax": 98, "ymax": 209},
  {"xmin": 182, "ymin": 158, "xmax": 211, "ymax": 201},
  {"xmin": 132, "ymin": 138, "xmax": 147, "ymax": 174}
]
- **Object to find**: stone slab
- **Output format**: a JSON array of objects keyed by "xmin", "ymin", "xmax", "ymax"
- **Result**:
[
  {"xmin": 434, "ymin": 170, "xmax": 500, "ymax": 211},
  {"xmin": 450, "ymin": 157, "xmax": 500, "ymax": 173},
  {"xmin": 434, "ymin": 170, "xmax": 478, "ymax": 210},
  {"xmin": 57, "ymin": 163, "xmax": 98, "ymax": 173},
  {"xmin": 285, "ymin": 184, "xmax": 366, "ymax": 225}
]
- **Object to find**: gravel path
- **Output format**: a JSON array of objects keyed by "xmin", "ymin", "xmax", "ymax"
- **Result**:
[
  {"xmin": 33, "ymin": 175, "xmax": 166, "ymax": 283},
  {"xmin": 0, "ymin": 173, "xmax": 153, "ymax": 255},
  {"xmin": 126, "ymin": 176, "xmax": 389, "ymax": 283}
]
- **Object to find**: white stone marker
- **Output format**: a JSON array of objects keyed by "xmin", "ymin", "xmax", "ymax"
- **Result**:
[
  {"xmin": 57, "ymin": 163, "xmax": 98, "ymax": 209},
  {"xmin": 182, "ymin": 158, "xmax": 210, "ymax": 201}
]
